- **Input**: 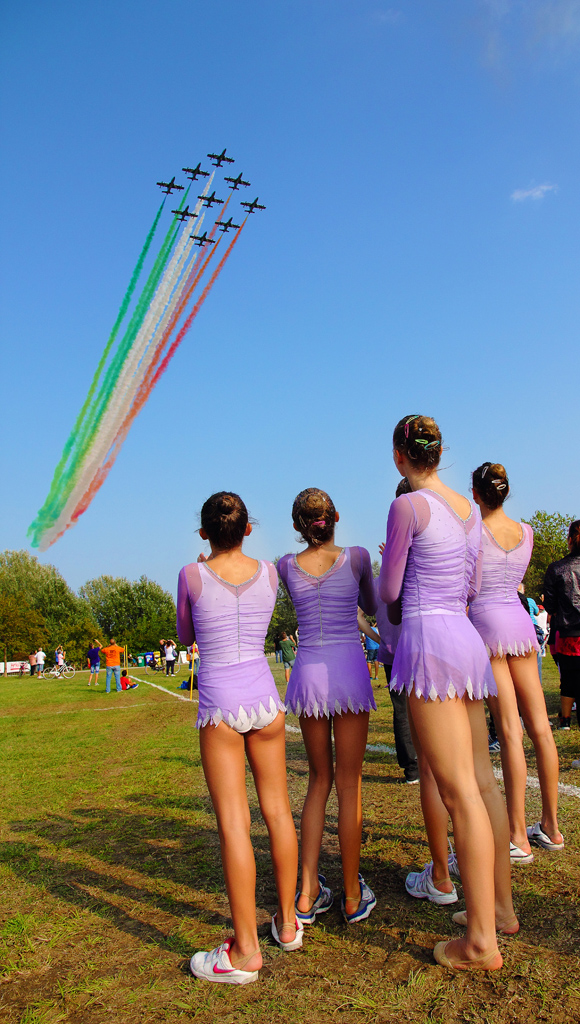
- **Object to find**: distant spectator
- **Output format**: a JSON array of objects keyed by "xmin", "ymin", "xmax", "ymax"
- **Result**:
[
  {"xmin": 120, "ymin": 669, "xmax": 139, "ymax": 690},
  {"xmin": 279, "ymin": 631, "xmax": 297, "ymax": 684},
  {"xmin": 363, "ymin": 627, "xmax": 380, "ymax": 681},
  {"xmin": 100, "ymin": 638, "xmax": 125, "ymax": 693},
  {"xmin": 165, "ymin": 640, "xmax": 177, "ymax": 675},
  {"xmin": 87, "ymin": 641, "xmax": 102, "ymax": 687},
  {"xmin": 36, "ymin": 648, "xmax": 46, "ymax": 676},
  {"xmin": 29, "ymin": 651, "xmax": 37, "ymax": 676}
]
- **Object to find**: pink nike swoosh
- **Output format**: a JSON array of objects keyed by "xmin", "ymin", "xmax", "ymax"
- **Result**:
[{"xmin": 213, "ymin": 964, "xmax": 234, "ymax": 975}]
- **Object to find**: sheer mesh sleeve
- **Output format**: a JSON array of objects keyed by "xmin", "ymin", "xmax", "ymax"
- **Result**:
[
  {"xmin": 468, "ymin": 545, "xmax": 483, "ymax": 603},
  {"xmin": 266, "ymin": 560, "xmax": 279, "ymax": 595},
  {"xmin": 354, "ymin": 547, "xmax": 377, "ymax": 615},
  {"xmin": 379, "ymin": 494, "xmax": 429, "ymax": 606},
  {"xmin": 177, "ymin": 563, "xmax": 204, "ymax": 645},
  {"xmin": 277, "ymin": 554, "xmax": 292, "ymax": 593}
]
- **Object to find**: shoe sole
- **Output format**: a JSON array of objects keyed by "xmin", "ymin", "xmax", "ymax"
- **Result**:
[
  {"xmin": 342, "ymin": 896, "xmax": 377, "ymax": 923},
  {"xmin": 190, "ymin": 960, "xmax": 258, "ymax": 985}
]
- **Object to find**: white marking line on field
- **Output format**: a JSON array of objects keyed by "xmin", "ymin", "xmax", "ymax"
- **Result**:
[
  {"xmin": 493, "ymin": 765, "xmax": 580, "ymax": 800},
  {"xmin": 129, "ymin": 675, "xmax": 197, "ymax": 703},
  {"xmin": 285, "ymin": 724, "xmax": 396, "ymax": 755}
]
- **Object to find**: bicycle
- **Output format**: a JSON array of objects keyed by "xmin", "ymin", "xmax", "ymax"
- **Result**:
[{"xmin": 47, "ymin": 662, "xmax": 76, "ymax": 679}]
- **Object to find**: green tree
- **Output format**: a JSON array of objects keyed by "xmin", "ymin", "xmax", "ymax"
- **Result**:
[
  {"xmin": 0, "ymin": 593, "xmax": 48, "ymax": 660},
  {"xmin": 265, "ymin": 560, "xmax": 298, "ymax": 653},
  {"xmin": 0, "ymin": 550, "xmax": 100, "ymax": 662},
  {"xmin": 522, "ymin": 510, "xmax": 575, "ymax": 599},
  {"xmin": 79, "ymin": 575, "xmax": 177, "ymax": 653}
]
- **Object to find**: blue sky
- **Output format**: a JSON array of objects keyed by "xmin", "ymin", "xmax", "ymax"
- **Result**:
[{"xmin": 1, "ymin": 0, "xmax": 578, "ymax": 596}]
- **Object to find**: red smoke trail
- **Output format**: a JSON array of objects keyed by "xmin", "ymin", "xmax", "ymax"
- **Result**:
[{"xmin": 69, "ymin": 221, "xmax": 246, "ymax": 525}]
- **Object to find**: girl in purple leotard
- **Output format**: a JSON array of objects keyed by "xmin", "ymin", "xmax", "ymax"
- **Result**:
[
  {"xmin": 177, "ymin": 492, "xmax": 300, "ymax": 985},
  {"xmin": 278, "ymin": 488, "xmax": 378, "ymax": 925},
  {"xmin": 469, "ymin": 463, "xmax": 563, "ymax": 862},
  {"xmin": 380, "ymin": 416, "xmax": 516, "ymax": 971}
]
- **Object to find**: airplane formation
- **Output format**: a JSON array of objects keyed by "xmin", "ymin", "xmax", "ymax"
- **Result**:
[{"xmin": 157, "ymin": 151, "xmax": 265, "ymax": 240}]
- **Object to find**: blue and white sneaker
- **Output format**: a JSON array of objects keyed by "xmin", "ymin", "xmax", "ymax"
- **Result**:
[
  {"xmin": 341, "ymin": 874, "xmax": 377, "ymax": 923},
  {"xmin": 295, "ymin": 873, "xmax": 333, "ymax": 924}
]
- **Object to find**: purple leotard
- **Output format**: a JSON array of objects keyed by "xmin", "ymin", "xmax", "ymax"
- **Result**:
[
  {"xmin": 278, "ymin": 547, "xmax": 377, "ymax": 717},
  {"xmin": 374, "ymin": 577, "xmax": 401, "ymax": 667},
  {"xmin": 176, "ymin": 559, "xmax": 284, "ymax": 729},
  {"xmin": 468, "ymin": 523, "xmax": 539, "ymax": 658},
  {"xmin": 379, "ymin": 490, "xmax": 496, "ymax": 701}
]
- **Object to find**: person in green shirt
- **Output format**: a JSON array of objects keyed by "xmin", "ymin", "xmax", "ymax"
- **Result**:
[{"xmin": 279, "ymin": 632, "xmax": 297, "ymax": 683}]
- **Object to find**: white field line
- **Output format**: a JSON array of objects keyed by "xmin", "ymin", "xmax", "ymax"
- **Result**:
[
  {"xmin": 285, "ymin": 724, "xmax": 396, "ymax": 755},
  {"xmin": 129, "ymin": 675, "xmax": 197, "ymax": 703},
  {"xmin": 493, "ymin": 764, "xmax": 580, "ymax": 800}
]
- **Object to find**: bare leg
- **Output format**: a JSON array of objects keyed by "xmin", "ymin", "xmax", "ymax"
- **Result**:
[
  {"xmin": 464, "ymin": 698, "xmax": 517, "ymax": 932},
  {"xmin": 408, "ymin": 695, "xmax": 501, "ymax": 966},
  {"xmin": 245, "ymin": 713, "xmax": 299, "ymax": 942},
  {"xmin": 486, "ymin": 656, "xmax": 531, "ymax": 854},
  {"xmin": 509, "ymin": 653, "xmax": 562, "ymax": 844},
  {"xmin": 407, "ymin": 700, "xmax": 453, "ymax": 892},
  {"xmin": 296, "ymin": 715, "xmax": 334, "ymax": 913},
  {"xmin": 333, "ymin": 711, "xmax": 370, "ymax": 908},
  {"xmin": 200, "ymin": 722, "xmax": 262, "ymax": 971}
]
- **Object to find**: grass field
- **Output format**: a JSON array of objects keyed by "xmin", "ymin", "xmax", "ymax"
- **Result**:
[{"xmin": 0, "ymin": 659, "xmax": 579, "ymax": 1023}]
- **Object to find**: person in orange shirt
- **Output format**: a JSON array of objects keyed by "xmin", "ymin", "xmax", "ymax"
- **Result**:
[{"xmin": 100, "ymin": 638, "xmax": 125, "ymax": 693}]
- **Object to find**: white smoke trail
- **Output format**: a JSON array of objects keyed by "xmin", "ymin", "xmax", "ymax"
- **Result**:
[{"xmin": 38, "ymin": 177, "xmax": 217, "ymax": 548}]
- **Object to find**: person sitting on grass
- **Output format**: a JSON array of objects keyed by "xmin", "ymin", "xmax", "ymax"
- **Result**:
[{"xmin": 120, "ymin": 669, "xmax": 139, "ymax": 690}]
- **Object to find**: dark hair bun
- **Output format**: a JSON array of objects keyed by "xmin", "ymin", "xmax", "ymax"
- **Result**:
[
  {"xmin": 292, "ymin": 488, "xmax": 336, "ymax": 548},
  {"xmin": 393, "ymin": 415, "xmax": 442, "ymax": 470},
  {"xmin": 472, "ymin": 463, "xmax": 509, "ymax": 510},
  {"xmin": 200, "ymin": 492, "xmax": 250, "ymax": 550}
]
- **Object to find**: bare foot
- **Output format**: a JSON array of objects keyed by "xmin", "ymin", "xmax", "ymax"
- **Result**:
[
  {"xmin": 434, "ymin": 938, "xmax": 503, "ymax": 971},
  {"xmin": 229, "ymin": 941, "xmax": 262, "ymax": 973}
]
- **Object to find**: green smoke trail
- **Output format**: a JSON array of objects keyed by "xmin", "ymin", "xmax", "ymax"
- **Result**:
[{"xmin": 28, "ymin": 193, "xmax": 189, "ymax": 547}]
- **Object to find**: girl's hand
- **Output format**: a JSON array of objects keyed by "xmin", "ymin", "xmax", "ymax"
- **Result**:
[
  {"xmin": 197, "ymin": 553, "xmax": 208, "ymax": 563},
  {"xmin": 379, "ymin": 542, "xmax": 385, "ymax": 557}
]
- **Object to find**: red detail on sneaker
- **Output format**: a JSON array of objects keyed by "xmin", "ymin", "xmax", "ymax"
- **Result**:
[{"xmin": 212, "ymin": 940, "xmax": 235, "ymax": 974}]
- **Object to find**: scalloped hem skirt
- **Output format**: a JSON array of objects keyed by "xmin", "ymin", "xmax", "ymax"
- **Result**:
[
  {"xmin": 468, "ymin": 603, "xmax": 540, "ymax": 660},
  {"xmin": 196, "ymin": 656, "xmax": 285, "ymax": 731},
  {"xmin": 285, "ymin": 642, "xmax": 377, "ymax": 718},
  {"xmin": 390, "ymin": 613, "xmax": 497, "ymax": 702}
]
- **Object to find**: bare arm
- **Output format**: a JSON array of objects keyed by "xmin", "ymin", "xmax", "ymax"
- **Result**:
[{"xmin": 357, "ymin": 608, "xmax": 380, "ymax": 644}]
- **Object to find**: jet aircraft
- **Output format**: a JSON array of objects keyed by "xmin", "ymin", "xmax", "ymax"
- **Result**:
[
  {"xmin": 191, "ymin": 231, "xmax": 216, "ymax": 247},
  {"xmin": 171, "ymin": 205, "xmax": 198, "ymax": 222},
  {"xmin": 182, "ymin": 163, "xmax": 210, "ymax": 181},
  {"xmin": 224, "ymin": 172, "xmax": 250, "ymax": 191},
  {"xmin": 216, "ymin": 217, "xmax": 241, "ymax": 233},
  {"xmin": 198, "ymin": 191, "xmax": 224, "ymax": 208},
  {"xmin": 240, "ymin": 196, "xmax": 266, "ymax": 214},
  {"xmin": 156, "ymin": 177, "xmax": 184, "ymax": 194},
  {"xmin": 207, "ymin": 149, "xmax": 235, "ymax": 167}
]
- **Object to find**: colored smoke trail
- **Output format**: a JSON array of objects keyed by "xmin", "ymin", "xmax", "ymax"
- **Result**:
[
  {"xmin": 29, "ymin": 166, "xmax": 252, "ymax": 551},
  {"xmin": 68, "ymin": 221, "xmax": 246, "ymax": 529}
]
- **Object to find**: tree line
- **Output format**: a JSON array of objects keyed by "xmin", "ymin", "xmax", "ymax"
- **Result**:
[
  {"xmin": 0, "ymin": 551, "xmax": 177, "ymax": 662},
  {"xmin": 0, "ymin": 510, "xmax": 573, "ymax": 662}
]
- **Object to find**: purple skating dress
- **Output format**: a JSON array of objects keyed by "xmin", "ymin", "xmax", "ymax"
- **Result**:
[
  {"xmin": 468, "ymin": 523, "xmax": 539, "ymax": 658},
  {"xmin": 379, "ymin": 490, "xmax": 496, "ymax": 701},
  {"xmin": 278, "ymin": 547, "xmax": 377, "ymax": 717},
  {"xmin": 176, "ymin": 559, "xmax": 285, "ymax": 730}
]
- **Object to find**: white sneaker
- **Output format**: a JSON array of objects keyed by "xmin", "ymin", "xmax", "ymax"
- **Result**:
[
  {"xmin": 405, "ymin": 862, "xmax": 458, "ymax": 905},
  {"xmin": 190, "ymin": 940, "xmax": 258, "ymax": 985}
]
